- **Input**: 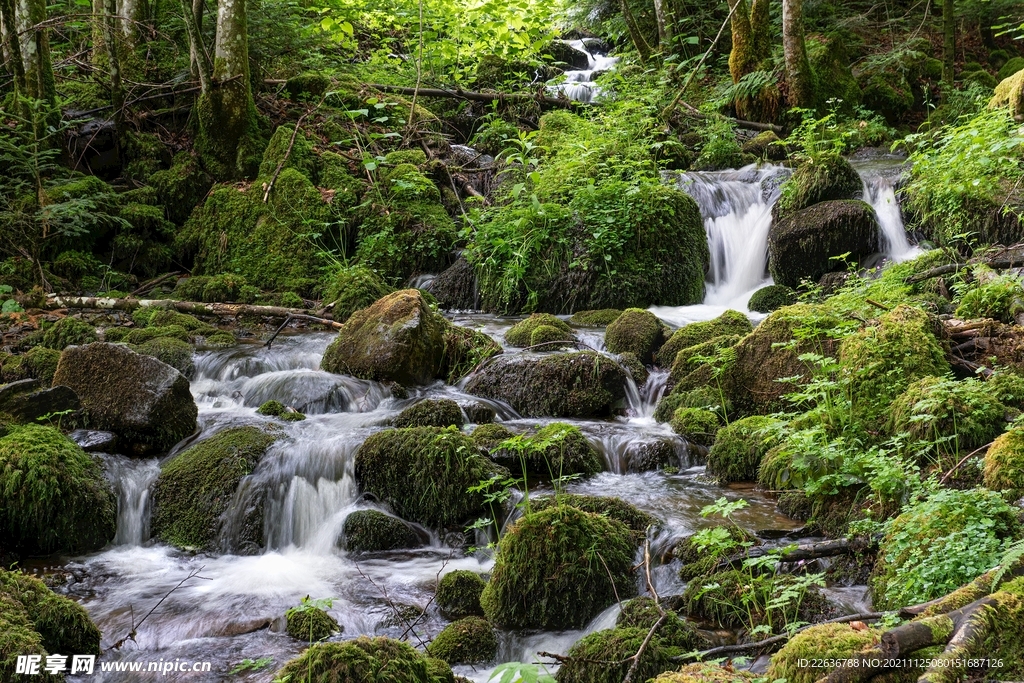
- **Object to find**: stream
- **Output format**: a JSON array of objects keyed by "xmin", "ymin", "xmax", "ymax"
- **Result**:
[{"xmin": 51, "ymin": 153, "xmax": 913, "ymax": 681}]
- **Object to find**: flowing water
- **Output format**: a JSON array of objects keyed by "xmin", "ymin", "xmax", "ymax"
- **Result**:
[{"xmin": 546, "ymin": 40, "xmax": 619, "ymax": 103}]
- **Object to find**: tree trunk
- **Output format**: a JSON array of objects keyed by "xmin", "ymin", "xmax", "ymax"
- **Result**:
[
  {"xmin": 102, "ymin": 0, "xmax": 124, "ymax": 136},
  {"xmin": 942, "ymin": 0, "xmax": 955, "ymax": 86},
  {"xmin": 16, "ymin": 0, "xmax": 55, "ymax": 101},
  {"xmin": 726, "ymin": 0, "xmax": 754, "ymax": 83},
  {"xmin": 119, "ymin": 0, "xmax": 141, "ymax": 41},
  {"xmin": 180, "ymin": 0, "xmax": 210, "ymax": 93},
  {"xmin": 618, "ymin": 0, "xmax": 651, "ymax": 63},
  {"xmin": 749, "ymin": 0, "xmax": 770, "ymax": 66},
  {"xmin": 196, "ymin": 0, "xmax": 260, "ymax": 178},
  {"xmin": 653, "ymin": 0, "xmax": 672, "ymax": 51},
  {"xmin": 91, "ymin": 0, "xmax": 107, "ymax": 67},
  {"xmin": 0, "ymin": 0, "xmax": 26, "ymax": 92},
  {"xmin": 783, "ymin": 0, "xmax": 815, "ymax": 107}
]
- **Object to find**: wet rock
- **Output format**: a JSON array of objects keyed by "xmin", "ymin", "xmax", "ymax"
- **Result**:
[
  {"xmin": 557, "ymin": 627, "xmax": 674, "ymax": 683},
  {"xmin": 773, "ymin": 154, "xmax": 863, "ymax": 219},
  {"xmin": 625, "ymin": 439, "xmax": 679, "ymax": 473},
  {"xmin": 393, "ymin": 398, "xmax": 465, "ymax": 429},
  {"xmin": 286, "ymin": 605, "xmax": 340, "ymax": 641},
  {"xmin": 465, "ymin": 352, "xmax": 628, "ymax": 418},
  {"xmin": 277, "ymin": 636, "xmax": 449, "ymax": 683},
  {"xmin": 52, "ymin": 342, "xmax": 197, "ymax": 454},
  {"xmin": 429, "ymin": 255, "xmax": 478, "ymax": 310},
  {"xmin": 341, "ymin": 510, "xmax": 423, "ymax": 552},
  {"xmin": 604, "ymin": 308, "xmax": 664, "ymax": 363},
  {"xmin": 436, "ymin": 570, "xmax": 486, "ymax": 620},
  {"xmin": 426, "ymin": 616, "xmax": 497, "ymax": 665},
  {"xmin": 489, "ymin": 422, "xmax": 603, "ymax": 479},
  {"xmin": 460, "ymin": 401, "xmax": 495, "ymax": 424},
  {"xmin": 69, "ymin": 429, "xmax": 118, "ymax": 453},
  {"xmin": 504, "ymin": 313, "xmax": 574, "ymax": 348},
  {"xmin": 470, "ymin": 423, "xmax": 514, "ymax": 451},
  {"xmin": 747, "ymin": 284, "xmax": 797, "ymax": 313},
  {"xmin": 0, "ymin": 379, "xmax": 80, "ymax": 425},
  {"xmin": 768, "ymin": 200, "xmax": 880, "ymax": 289},
  {"xmin": 545, "ymin": 40, "xmax": 591, "ymax": 70}
]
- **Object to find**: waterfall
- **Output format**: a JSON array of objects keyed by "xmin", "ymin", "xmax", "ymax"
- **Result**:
[
  {"xmin": 546, "ymin": 40, "xmax": 619, "ymax": 103},
  {"xmin": 850, "ymin": 154, "xmax": 920, "ymax": 263},
  {"xmin": 103, "ymin": 455, "xmax": 161, "ymax": 546}
]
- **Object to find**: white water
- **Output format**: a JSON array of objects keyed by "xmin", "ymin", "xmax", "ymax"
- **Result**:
[{"xmin": 546, "ymin": 40, "xmax": 619, "ymax": 103}]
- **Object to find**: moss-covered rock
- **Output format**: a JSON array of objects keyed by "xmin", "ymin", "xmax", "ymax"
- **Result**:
[
  {"xmin": 286, "ymin": 605, "xmax": 340, "ymax": 642},
  {"xmin": 284, "ymin": 72, "xmax": 332, "ymax": 101},
  {"xmin": 998, "ymin": 57, "xmax": 1024, "ymax": 82},
  {"xmin": 741, "ymin": 130, "xmax": 786, "ymax": 160},
  {"xmin": 667, "ymin": 334, "xmax": 742, "ymax": 388},
  {"xmin": 570, "ymin": 309, "xmax": 623, "ymax": 326},
  {"xmin": 675, "ymin": 526, "xmax": 756, "ymax": 581},
  {"xmin": 626, "ymin": 438, "xmax": 679, "ymax": 472},
  {"xmin": 767, "ymin": 622, "xmax": 882, "ymax": 683},
  {"xmin": 556, "ymin": 627, "xmax": 672, "ymax": 683},
  {"xmin": 320, "ymin": 264, "xmax": 394, "ymax": 323},
  {"xmin": 530, "ymin": 494, "xmax": 656, "ymax": 542},
  {"xmin": 354, "ymin": 426, "xmax": 507, "ymax": 529},
  {"xmin": 669, "ymin": 407, "xmax": 719, "ymax": 446},
  {"xmin": 150, "ymin": 152, "xmax": 213, "ymax": 225},
  {"xmin": 490, "ymin": 422, "xmax": 602, "ymax": 479},
  {"xmin": 616, "ymin": 596, "xmax": 704, "ymax": 650},
  {"xmin": 859, "ymin": 66, "xmax": 915, "ymax": 124},
  {"xmin": 151, "ymin": 426, "xmax": 279, "ymax": 551},
  {"xmin": 748, "ymin": 285, "xmax": 797, "ymax": 313},
  {"xmin": 276, "ymin": 636, "xmax": 439, "ymax": 683},
  {"xmin": 774, "ymin": 155, "xmax": 863, "ymax": 219},
  {"xmin": 984, "ymin": 427, "xmax": 1024, "ymax": 495},
  {"xmin": 530, "ymin": 324, "xmax": 573, "ymax": 348},
  {"xmin": 426, "ymin": 616, "xmax": 497, "ymax": 665},
  {"xmin": 604, "ymin": 308, "xmax": 664, "ymax": 363},
  {"xmin": 436, "ymin": 570, "xmax": 486, "ymax": 620},
  {"xmin": 808, "ymin": 34, "xmax": 862, "ymax": 112},
  {"xmin": 682, "ymin": 569, "xmax": 826, "ymax": 630},
  {"xmin": 505, "ymin": 314, "xmax": 574, "ymax": 347},
  {"xmin": 124, "ymin": 324, "xmax": 190, "ymax": 345},
  {"xmin": 1, "ymin": 347, "xmax": 61, "ymax": 386},
  {"xmin": 656, "ymin": 311, "xmax": 752, "ymax": 367},
  {"xmin": 393, "ymin": 399, "xmax": 465, "ymax": 429},
  {"xmin": 0, "ymin": 568, "xmax": 101, "ymax": 657},
  {"xmin": 133, "ymin": 337, "xmax": 195, "ymax": 377},
  {"xmin": 470, "ymin": 423, "xmax": 514, "ymax": 451},
  {"xmin": 707, "ymin": 415, "xmax": 783, "ymax": 483},
  {"xmin": 256, "ymin": 400, "xmax": 286, "ymax": 416},
  {"xmin": 0, "ymin": 425, "xmax": 116, "ymax": 555},
  {"xmin": 40, "ymin": 317, "xmax": 97, "ymax": 350},
  {"xmin": 52, "ymin": 342, "xmax": 197, "ymax": 453},
  {"xmin": 465, "ymin": 351, "xmax": 628, "ymax": 418},
  {"xmin": 654, "ymin": 386, "xmax": 731, "ymax": 424},
  {"xmin": 768, "ymin": 200, "xmax": 880, "ymax": 288},
  {"xmin": 342, "ymin": 510, "xmax": 422, "ymax": 552},
  {"xmin": 652, "ymin": 663, "xmax": 756, "ymax": 683},
  {"xmin": 481, "ymin": 505, "xmax": 637, "ymax": 630},
  {"xmin": 618, "ymin": 350, "xmax": 649, "ymax": 385}
]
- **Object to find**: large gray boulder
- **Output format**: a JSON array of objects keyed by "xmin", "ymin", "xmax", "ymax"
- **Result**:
[
  {"xmin": 51, "ymin": 342, "xmax": 197, "ymax": 454},
  {"xmin": 0, "ymin": 379, "xmax": 80, "ymax": 424}
]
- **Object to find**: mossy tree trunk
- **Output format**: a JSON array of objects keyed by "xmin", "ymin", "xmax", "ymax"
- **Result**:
[
  {"xmin": 180, "ymin": 0, "xmax": 210, "ymax": 93},
  {"xmin": 91, "ymin": 0, "xmax": 107, "ymax": 68},
  {"xmin": 618, "ymin": 0, "xmax": 651, "ymax": 63},
  {"xmin": 783, "ymin": 0, "xmax": 815, "ymax": 107},
  {"xmin": 653, "ymin": 0, "xmax": 672, "ymax": 51},
  {"xmin": 0, "ymin": 0, "xmax": 26, "ymax": 93},
  {"xmin": 119, "ymin": 0, "xmax": 142, "ymax": 42},
  {"xmin": 726, "ymin": 0, "xmax": 770, "ymax": 83},
  {"xmin": 102, "ymin": 0, "xmax": 125, "ymax": 136},
  {"xmin": 942, "ymin": 0, "xmax": 955, "ymax": 86},
  {"xmin": 196, "ymin": 0, "xmax": 262, "ymax": 179},
  {"xmin": 16, "ymin": 0, "xmax": 55, "ymax": 101}
]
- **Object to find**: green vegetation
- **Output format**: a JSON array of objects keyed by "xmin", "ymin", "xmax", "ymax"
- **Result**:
[
  {"xmin": 557, "ymin": 627, "xmax": 671, "ymax": 683},
  {"xmin": 286, "ymin": 603, "xmax": 340, "ymax": 642},
  {"xmin": 604, "ymin": 308, "xmax": 664, "ymax": 362},
  {"xmin": 656, "ymin": 310, "xmax": 752, "ymax": 367},
  {"xmin": 276, "ymin": 637, "xmax": 449, "ymax": 683},
  {"xmin": 425, "ymin": 616, "xmax": 497, "ymax": 665},
  {"xmin": 393, "ymin": 399, "xmax": 465, "ymax": 429},
  {"xmin": 504, "ymin": 314, "xmax": 574, "ymax": 347},
  {"xmin": 490, "ymin": 422, "xmax": 603, "ymax": 479},
  {"xmin": 766, "ymin": 623, "xmax": 883, "ymax": 683},
  {"xmin": 435, "ymin": 570, "xmax": 486, "ymax": 620},
  {"xmin": 707, "ymin": 416, "xmax": 783, "ymax": 483}
]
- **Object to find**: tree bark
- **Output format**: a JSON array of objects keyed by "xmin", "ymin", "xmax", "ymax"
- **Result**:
[
  {"xmin": 0, "ymin": 0, "xmax": 25, "ymax": 92},
  {"xmin": 16, "ymin": 0, "xmax": 55, "ymax": 101},
  {"xmin": 653, "ymin": 0, "xmax": 672, "ymax": 50},
  {"xmin": 618, "ymin": 0, "xmax": 651, "ymax": 63},
  {"xmin": 102, "ymin": 0, "xmax": 125, "ymax": 136},
  {"xmin": 783, "ymin": 0, "xmax": 815, "ymax": 107},
  {"xmin": 942, "ymin": 0, "xmax": 955, "ymax": 86},
  {"xmin": 180, "ymin": 0, "xmax": 210, "ymax": 93},
  {"xmin": 119, "ymin": 0, "xmax": 141, "ymax": 41}
]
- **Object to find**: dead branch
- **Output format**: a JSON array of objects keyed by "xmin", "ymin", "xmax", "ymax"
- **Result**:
[
  {"xmin": 354, "ymin": 561, "xmax": 430, "ymax": 649},
  {"xmin": 676, "ymin": 100, "xmax": 785, "ymax": 134},
  {"xmin": 362, "ymin": 83, "xmax": 581, "ymax": 110},
  {"xmin": 713, "ymin": 537, "xmax": 865, "ymax": 573},
  {"xmin": 130, "ymin": 271, "xmax": 180, "ymax": 297},
  {"xmin": 108, "ymin": 567, "xmax": 210, "ymax": 650}
]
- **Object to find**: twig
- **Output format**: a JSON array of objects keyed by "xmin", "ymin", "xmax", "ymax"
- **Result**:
[
  {"xmin": 939, "ymin": 441, "xmax": 994, "ymax": 484},
  {"xmin": 108, "ymin": 567, "xmax": 210, "ymax": 650},
  {"xmin": 401, "ymin": 549, "xmax": 454, "ymax": 641},
  {"xmin": 354, "ymin": 562, "xmax": 430, "ymax": 649},
  {"xmin": 131, "ymin": 271, "xmax": 180, "ymax": 297},
  {"xmin": 865, "ymin": 298, "xmax": 891, "ymax": 311},
  {"xmin": 622, "ymin": 539, "xmax": 666, "ymax": 683}
]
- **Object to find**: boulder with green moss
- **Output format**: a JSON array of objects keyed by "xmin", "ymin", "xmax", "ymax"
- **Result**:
[
  {"xmin": 150, "ymin": 152, "xmax": 213, "ymax": 225},
  {"xmin": 320, "ymin": 264, "xmax": 394, "ymax": 323},
  {"xmin": 393, "ymin": 399, "xmax": 465, "ymax": 429},
  {"xmin": 151, "ymin": 426, "xmax": 280, "ymax": 551},
  {"xmin": 490, "ymin": 423, "xmax": 602, "ymax": 479},
  {"xmin": 470, "ymin": 423, "xmax": 514, "ymax": 451},
  {"xmin": 556, "ymin": 627, "xmax": 672, "ymax": 683},
  {"xmin": 436, "ymin": 570, "xmax": 486, "ymax": 620},
  {"xmin": 767, "ymin": 622, "xmax": 884, "ymax": 683},
  {"xmin": 675, "ymin": 526, "xmax": 756, "ymax": 581},
  {"xmin": 1, "ymin": 347, "xmax": 61, "ymax": 386},
  {"xmin": 481, "ymin": 505, "xmax": 637, "ymax": 629},
  {"xmin": 286, "ymin": 605, "xmax": 340, "ymax": 642},
  {"xmin": 0, "ymin": 425, "xmax": 116, "ymax": 555},
  {"xmin": 276, "ymin": 636, "xmax": 445, "ymax": 683},
  {"xmin": 667, "ymin": 334, "xmax": 743, "ymax": 387},
  {"xmin": 808, "ymin": 34, "xmax": 862, "ymax": 112},
  {"xmin": 342, "ymin": 510, "xmax": 422, "ymax": 552},
  {"xmin": 741, "ymin": 130, "xmax": 786, "ymax": 160},
  {"xmin": 426, "ymin": 616, "xmax": 497, "ymax": 665},
  {"xmin": 748, "ymin": 284, "xmax": 797, "ymax": 313},
  {"xmin": 604, "ymin": 308, "xmax": 664, "ymax": 363},
  {"xmin": 706, "ymin": 415, "xmax": 783, "ymax": 483},
  {"xmin": 0, "ymin": 379, "xmax": 80, "ymax": 425},
  {"xmin": 669, "ymin": 407, "xmax": 719, "ymax": 446},
  {"xmin": 985, "ymin": 427, "xmax": 1024, "ymax": 495},
  {"xmin": 768, "ymin": 200, "xmax": 880, "ymax": 288},
  {"xmin": 52, "ymin": 342, "xmax": 197, "ymax": 453},
  {"xmin": 504, "ymin": 314, "xmax": 574, "ymax": 347},
  {"xmin": 656, "ymin": 310, "xmax": 752, "ymax": 367},
  {"xmin": 354, "ymin": 426, "xmax": 507, "ymax": 530},
  {"xmin": 0, "ymin": 568, "xmax": 101, "ymax": 658},
  {"xmin": 774, "ymin": 155, "xmax": 863, "ymax": 219},
  {"xmin": 132, "ymin": 337, "xmax": 195, "ymax": 377},
  {"xmin": 570, "ymin": 309, "xmax": 623, "ymax": 326},
  {"xmin": 530, "ymin": 494, "xmax": 656, "ymax": 542},
  {"xmin": 40, "ymin": 317, "xmax": 97, "ymax": 350},
  {"xmin": 654, "ymin": 386, "xmax": 730, "ymax": 424},
  {"xmin": 616, "ymin": 596, "xmax": 704, "ymax": 651},
  {"xmin": 125, "ymin": 324, "xmax": 190, "ymax": 345},
  {"xmin": 284, "ymin": 72, "xmax": 332, "ymax": 101}
]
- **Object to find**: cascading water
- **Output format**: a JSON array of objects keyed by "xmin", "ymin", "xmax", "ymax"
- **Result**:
[
  {"xmin": 851, "ymin": 153, "xmax": 920, "ymax": 263},
  {"xmin": 546, "ymin": 40, "xmax": 619, "ymax": 103}
]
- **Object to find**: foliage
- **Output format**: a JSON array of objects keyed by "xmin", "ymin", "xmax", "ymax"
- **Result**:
[
  {"xmin": 275, "ymin": 636, "xmax": 446, "ymax": 683},
  {"xmin": 955, "ymin": 271, "xmax": 1024, "ymax": 322},
  {"xmin": 286, "ymin": 597, "xmax": 340, "ymax": 642},
  {"xmin": 491, "ymin": 422, "xmax": 603, "ymax": 479}
]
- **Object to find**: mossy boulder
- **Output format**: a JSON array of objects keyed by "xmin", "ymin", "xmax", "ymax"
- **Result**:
[
  {"xmin": 40, "ymin": 317, "xmax": 97, "ymax": 350},
  {"xmin": 150, "ymin": 152, "xmax": 213, "ymax": 225},
  {"xmin": 393, "ymin": 399, "xmax": 465, "ymax": 429},
  {"xmin": 652, "ymin": 664, "xmax": 756, "ymax": 683},
  {"xmin": 669, "ymin": 407, "xmax": 719, "ymax": 446},
  {"xmin": 320, "ymin": 264, "xmax": 395, "ymax": 323},
  {"xmin": 286, "ymin": 605, "xmax": 340, "ymax": 642},
  {"xmin": 667, "ymin": 334, "xmax": 742, "ymax": 387},
  {"xmin": 0, "ymin": 568, "xmax": 101, "ymax": 656},
  {"xmin": 998, "ymin": 57, "xmax": 1024, "ymax": 82},
  {"xmin": 748, "ymin": 285, "xmax": 797, "ymax": 313},
  {"xmin": 774, "ymin": 155, "xmax": 863, "ymax": 219},
  {"xmin": 124, "ymin": 324, "xmax": 190, "ymax": 345},
  {"xmin": 151, "ymin": 426, "xmax": 280, "ymax": 551},
  {"xmin": 808, "ymin": 34, "xmax": 862, "ymax": 112},
  {"xmin": 556, "ymin": 627, "xmax": 672, "ymax": 683},
  {"xmin": 984, "ymin": 427, "xmax": 1024, "ymax": 495},
  {"xmin": 354, "ymin": 426, "xmax": 507, "ymax": 529},
  {"xmin": 284, "ymin": 72, "xmax": 332, "ymax": 101},
  {"xmin": 464, "ymin": 352, "xmax": 629, "ymax": 418},
  {"xmin": 436, "ymin": 570, "xmax": 486, "ymax": 620},
  {"xmin": 276, "ymin": 637, "xmax": 443, "ymax": 683},
  {"xmin": 675, "ymin": 526, "xmax": 756, "ymax": 581},
  {"xmin": 991, "ymin": 68, "xmax": 1024, "ymax": 119},
  {"xmin": 570, "ymin": 309, "xmax": 623, "ymax": 326},
  {"xmin": 530, "ymin": 324, "xmax": 573, "ymax": 348},
  {"xmin": 426, "ymin": 616, "xmax": 497, "ymax": 665},
  {"xmin": 767, "ymin": 623, "xmax": 882, "ymax": 683},
  {"xmin": 481, "ymin": 505, "xmax": 637, "ymax": 630},
  {"xmin": 707, "ymin": 415, "xmax": 783, "ymax": 483},
  {"xmin": 0, "ymin": 379, "xmax": 80, "ymax": 425},
  {"xmin": 768, "ymin": 200, "xmax": 880, "ymax": 289},
  {"xmin": 654, "ymin": 386, "xmax": 731, "ymax": 424},
  {"xmin": 133, "ymin": 337, "xmax": 195, "ymax": 377},
  {"xmin": 741, "ymin": 130, "xmax": 785, "ymax": 160},
  {"xmin": 604, "ymin": 308, "xmax": 664, "ymax": 363},
  {"xmin": 489, "ymin": 423, "xmax": 602, "ymax": 479},
  {"xmin": 530, "ymin": 494, "xmax": 656, "ymax": 542},
  {"xmin": 626, "ymin": 438, "xmax": 679, "ymax": 472},
  {"xmin": 0, "ymin": 425, "xmax": 116, "ymax": 555},
  {"xmin": 616, "ymin": 596, "xmax": 704, "ymax": 650},
  {"xmin": 1, "ymin": 347, "xmax": 61, "ymax": 386},
  {"xmin": 505, "ymin": 314, "xmax": 574, "ymax": 347},
  {"xmin": 470, "ymin": 423, "xmax": 514, "ymax": 451},
  {"xmin": 342, "ymin": 510, "xmax": 422, "ymax": 552},
  {"xmin": 656, "ymin": 311, "xmax": 752, "ymax": 367},
  {"xmin": 52, "ymin": 342, "xmax": 197, "ymax": 454},
  {"xmin": 859, "ymin": 67, "xmax": 915, "ymax": 124}
]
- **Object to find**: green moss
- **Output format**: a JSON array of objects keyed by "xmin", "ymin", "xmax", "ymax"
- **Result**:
[
  {"xmin": 149, "ymin": 152, "xmax": 213, "ymax": 225},
  {"xmin": 0, "ymin": 568, "xmax": 101, "ymax": 655},
  {"xmin": 682, "ymin": 569, "xmax": 821, "ymax": 631},
  {"xmin": 557, "ymin": 627, "xmax": 672, "ymax": 683},
  {"xmin": 984, "ymin": 427, "xmax": 1024, "ymax": 495},
  {"xmin": 859, "ymin": 67, "xmax": 915, "ymax": 124},
  {"xmin": 470, "ymin": 119, "xmax": 520, "ymax": 156},
  {"xmin": 669, "ymin": 407, "xmax": 719, "ymax": 446},
  {"xmin": 436, "ymin": 570, "xmax": 486, "ymax": 620},
  {"xmin": 204, "ymin": 331, "xmax": 238, "ymax": 348},
  {"xmin": 668, "ymin": 334, "xmax": 742, "ymax": 387},
  {"xmin": 618, "ymin": 350, "xmax": 649, "ymax": 385},
  {"xmin": 125, "ymin": 324, "xmax": 190, "ymax": 345},
  {"xmin": 505, "ymin": 314, "xmax": 574, "ymax": 347},
  {"xmin": 282, "ymin": 411, "xmax": 307, "ymax": 421},
  {"xmin": 707, "ymin": 415, "xmax": 783, "ymax": 483},
  {"xmin": 285, "ymin": 72, "xmax": 332, "ymax": 101},
  {"xmin": 775, "ymin": 154, "xmax": 863, "ymax": 219},
  {"xmin": 604, "ymin": 308, "xmax": 664, "ymax": 363},
  {"xmin": 654, "ymin": 386, "xmax": 730, "ymax": 424},
  {"xmin": 615, "ymin": 596, "xmax": 704, "ymax": 651},
  {"xmin": 955, "ymin": 275, "xmax": 1024, "ymax": 322},
  {"xmin": 530, "ymin": 324, "xmax": 573, "ymax": 348},
  {"xmin": 530, "ymin": 494, "xmax": 656, "ymax": 541},
  {"xmin": 767, "ymin": 623, "xmax": 882, "ymax": 683},
  {"xmin": 393, "ymin": 399, "xmax": 465, "ymax": 429},
  {"xmin": 41, "ymin": 317, "xmax": 97, "ymax": 350},
  {"xmin": 964, "ymin": 70, "xmax": 998, "ymax": 89},
  {"xmin": 491, "ymin": 422, "xmax": 602, "ymax": 479},
  {"xmin": 426, "ymin": 616, "xmax": 496, "ymax": 665},
  {"xmin": 656, "ymin": 311, "xmax": 751, "ymax": 367},
  {"xmin": 133, "ymin": 337, "xmax": 195, "ymax": 376},
  {"xmin": 286, "ymin": 605, "xmax": 340, "ymax": 642},
  {"xmin": 147, "ymin": 310, "xmax": 214, "ymax": 333},
  {"xmin": 321, "ymin": 265, "xmax": 394, "ymax": 322},
  {"xmin": 693, "ymin": 136, "xmax": 746, "ymax": 171},
  {"xmin": 998, "ymin": 56, "xmax": 1024, "ymax": 81},
  {"xmin": 2, "ymin": 347, "xmax": 61, "ymax": 386},
  {"xmin": 342, "ymin": 510, "xmax": 420, "ymax": 552},
  {"xmin": 257, "ymin": 400, "xmax": 286, "ymax": 416},
  {"xmin": 748, "ymin": 285, "xmax": 797, "ymax": 313},
  {"xmin": 470, "ymin": 424, "xmax": 513, "ymax": 452},
  {"xmin": 741, "ymin": 131, "xmax": 785, "ymax": 160},
  {"xmin": 276, "ymin": 637, "xmax": 435, "ymax": 683},
  {"xmin": 807, "ymin": 34, "xmax": 862, "ymax": 112},
  {"xmin": 259, "ymin": 124, "xmax": 318, "ymax": 182},
  {"xmin": 675, "ymin": 526, "xmax": 755, "ymax": 581},
  {"xmin": 481, "ymin": 505, "xmax": 637, "ymax": 629},
  {"xmin": 441, "ymin": 324, "xmax": 502, "ymax": 384},
  {"xmin": 652, "ymin": 663, "xmax": 756, "ymax": 683},
  {"xmin": 569, "ymin": 309, "xmax": 623, "ymax": 326},
  {"xmin": 0, "ymin": 592, "xmax": 53, "ymax": 683},
  {"xmin": 355, "ymin": 426, "xmax": 507, "ymax": 529},
  {"xmin": 0, "ymin": 425, "xmax": 116, "ymax": 554},
  {"xmin": 151, "ymin": 427, "xmax": 279, "ymax": 550}
]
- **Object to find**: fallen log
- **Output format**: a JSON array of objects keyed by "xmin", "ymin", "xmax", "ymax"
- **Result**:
[
  {"xmin": 907, "ymin": 247, "xmax": 1024, "ymax": 283},
  {"xmin": 677, "ymin": 100, "xmax": 785, "ymax": 135},
  {"xmin": 362, "ymin": 84, "xmax": 580, "ymax": 110},
  {"xmin": 713, "ymin": 537, "xmax": 865, "ymax": 572}
]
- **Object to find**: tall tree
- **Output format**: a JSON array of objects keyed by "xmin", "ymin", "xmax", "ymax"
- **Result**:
[
  {"xmin": 0, "ymin": 0, "xmax": 26, "ymax": 93},
  {"xmin": 618, "ymin": 0, "xmax": 652, "ymax": 63},
  {"xmin": 942, "ymin": 0, "xmax": 955, "ymax": 86},
  {"xmin": 726, "ymin": 0, "xmax": 770, "ymax": 84},
  {"xmin": 16, "ymin": 0, "xmax": 55, "ymax": 101},
  {"xmin": 653, "ymin": 0, "xmax": 673, "ymax": 51},
  {"xmin": 782, "ymin": 0, "xmax": 815, "ymax": 107}
]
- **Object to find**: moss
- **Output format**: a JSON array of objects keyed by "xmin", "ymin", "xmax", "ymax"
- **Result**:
[
  {"xmin": 604, "ymin": 308, "xmax": 664, "ymax": 363},
  {"xmin": 984, "ymin": 427, "xmax": 1024, "ymax": 495},
  {"xmin": 282, "ymin": 411, "xmax": 307, "ymax": 421},
  {"xmin": 955, "ymin": 276, "xmax": 1024, "ymax": 323},
  {"xmin": 505, "ymin": 314, "xmax": 574, "ymax": 347},
  {"xmin": 286, "ymin": 606, "xmax": 340, "ymax": 642},
  {"xmin": 125, "ymin": 324, "xmax": 190, "ymax": 345},
  {"xmin": 675, "ymin": 526, "xmax": 755, "ymax": 581},
  {"xmin": 859, "ymin": 67, "xmax": 915, "ymax": 124},
  {"xmin": 840, "ymin": 305, "xmax": 950, "ymax": 424},
  {"xmin": 692, "ymin": 136, "xmax": 746, "ymax": 171},
  {"xmin": 441, "ymin": 324, "xmax": 502, "ymax": 384},
  {"xmin": 998, "ymin": 56, "xmax": 1024, "ymax": 81},
  {"xmin": 775, "ymin": 155, "xmax": 863, "ymax": 219},
  {"xmin": 656, "ymin": 311, "xmax": 752, "ymax": 367},
  {"xmin": 151, "ymin": 426, "xmax": 279, "ymax": 550},
  {"xmin": 491, "ymin": 422, "xmax": 603, "ymax": 479},
  {"xmin": 668, "ymin": 334, "xmax": 742, "ymax": 387},
  {"xmin": 147, "ymin": 310, "xmax": 214, "ymax": 332},
  {"xmin": 807, "ymin": 34, "xmax": 862, "ymax": 112},
  {"xmin": 436, "ymin": 570, "xmax": 486, "ymax": 620},
  {"xmin": 133, "ymin": 337, "xmax": 195, "ymax": 377},
  {"xmin": 471, "ymin": 423, "xmax": 514, "ymax": 451},
  {"xmin": 682, "ymin": 569, "xmax": 823, "ymax": 631},
  {"xmin": 424, "ymin": 657, "xmax": 455, "ymax": 683},
  {"xmin": 669, "ymin": 407, "xmax": 719, "ymax": 446},
  {"xmin": 426, "ymin": 616, "xmax": 496, "ymax": 665},
  {"xmin": 321, "ymin": 265, "xmax": 394, "ymax": 323},
  {"xmin": 470, "ymin": 119, "xmax": 521, "ymax": 156},
  {"xmin": 259, "ymin": 124, "xmax": 318, "ymax": 182},
  {"xmin": 355, "ymin": 426, "xmax": 507, "ymax": 529},
  {"xmin": 203, "ymin": 273, "xmax": 250, "ymax": 302},
  {"xmin": 204, "ymin": 331, "xmax": 237, "ymax": 348},
  {"xmin": 482, "ymin": 505, "xmax": 636, "ymax": 629},
  {"xmin": 618, "ymin": 350, "xmax": 649, "ymax": 385},
  {"xmin": 0, "ymin": 425, "xmax": 116, "ymax": 555},
  {"xmin": 530, "ymin": 324, "xmax": 573, "ymax": 348},
  {"xmin": 655, "ymin": 386, "xmax": 730, "ymax": 424},
  {"xmin": 0, "ymin": 593, "xmax": 53, "ymax": 683},
  {"xmin": 652, "ymin": 663, "xmax": 756, "ymax": 683},
  {"xmin": 149, "ymin": 152, "xmax": 213, "ymax": 225},
  {"xmin": 741, "ymin": 130, "xmax": 785, "ymax": 160},
  {"xmin": 964, "ymin": 70, "xmax": 998, "ymax": 89},
  {"xmin": 40, "ymin": 317, "xmax": 97, "ymax": 350},
  {"xmin": 342, "ymin": 510, "xmax": 420, "ymax": 552},
  {"xmin": 570, "ymin": 309, "xmax": 623, "ymax": 326},
  {"xmin": 393, "ymin": 399, "xmax": 465, "ymax": 429},
  {"xmin": 707, "ymin": 415, "xmax": 783, "ymax": 483},
  {"xmin": 615, "ymin": 597, "xmax": 704, "ymax": 651},
  {"xmin": 557, "ymin": 627, "xmax": 672, "ymax": 683},
  {"xmin": 285, "ymin": 72, "xmax": 332, "ymax": 101},
  {"xmin": 257, "ymin": 400, "xmax": 286, "ymax": 416},
  {"xmin": 766, "ymin": 623, "xmax": 882, "ymax": 683},
  {"xmin": 748, "ymin": 285, "xmax": 797, "ymax": 313},
  {"xmin": 2, "ymin": 347, "xmax": 61, "ymax": 386},
  {"xmin": 276, "ymin": 637, "xmax": 436, "ymax": 683},
  {"xmin": 530, "ymin": 494, "xmax": 656, "ymax": 542},
  {"xmin": 0, "ymin": 568, "xmax": 101, "ymax": 655}
]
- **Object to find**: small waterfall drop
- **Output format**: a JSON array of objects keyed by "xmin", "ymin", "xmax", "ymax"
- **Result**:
[
  {"xmin": 103, "ymin": 455, "xmax": 161, "ymax": 546},
  {"xmin": 546, "ymin": 40, "xmax": 619, "ymax": 103},
  {"xmin": 850, "ymin": 154, "xmax": 920, "ymax": 263}
]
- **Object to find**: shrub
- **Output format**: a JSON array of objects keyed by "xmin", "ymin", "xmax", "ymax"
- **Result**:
[{"xmin": 435, "ymin": 570, "xmax": 486, "ymax": 620}]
